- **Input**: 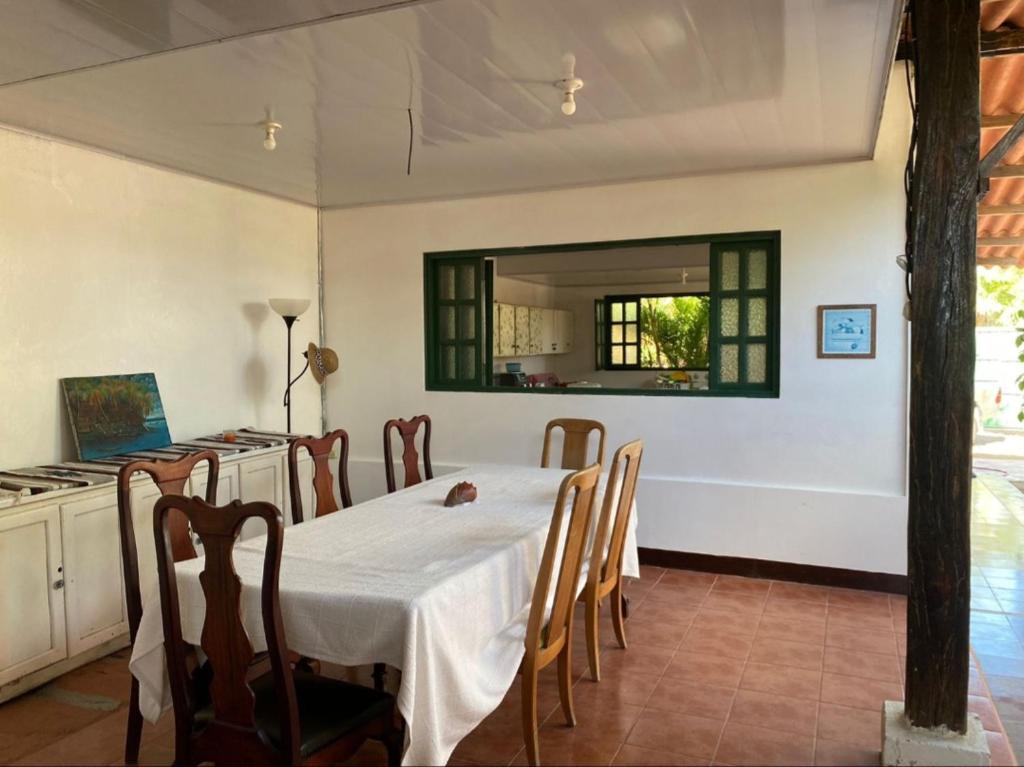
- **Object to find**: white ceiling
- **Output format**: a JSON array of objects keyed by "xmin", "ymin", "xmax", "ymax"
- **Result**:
[
  {"xmin": 0, "ymin": 0, "xmax": 436, "ymax": 85},
  {"xmin": 0, "ymin": 0, "xmax": 902, "ymax": 208},
  {"xmin": 497, "ymin": 243, "xmax": 709, "ymax": 287}
]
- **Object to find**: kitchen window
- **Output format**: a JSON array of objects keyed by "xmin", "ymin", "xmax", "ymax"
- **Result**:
[{"xmin": 600, "ymin": 294, "xmax": 710, "ymax": 371}]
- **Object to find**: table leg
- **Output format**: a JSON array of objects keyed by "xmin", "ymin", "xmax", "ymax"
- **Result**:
[{"xmin": 621, "ymin": 593, "xmax": 630, "ymax": 619}]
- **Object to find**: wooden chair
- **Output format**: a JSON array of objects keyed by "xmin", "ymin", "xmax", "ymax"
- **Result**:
[
  {"xmin": 383, "ymin": 415, "xmax": 432, "ymax": 493},
  {"xmin": 581, "ymin": 440, "xmax": 644, "ymax": 682},
  {"xmin": 287, "ymin": 429, "xmax": 353, "ymax": 525},
  {"xmin": 521, "ymin": 464, "xmax": 600, "ymax": 767},
  {"xmin": 289, "ymin": 429, "xmax": 387, "ymax": 691},
  {"xmin": 540, "ymin": 418, "xmax": 606, "ymax": 470},
  {"xmin": 153, "ymin": 495, "xmax": 404, "ymax": 767},
  {"xmin": 117, "ymin": 450, "xmax": 219, "ymax": 766}
]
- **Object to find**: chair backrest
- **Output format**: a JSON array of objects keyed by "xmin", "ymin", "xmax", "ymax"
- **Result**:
[
  {"xmin": 540, "ymin": 418, "xmax": 606, "ymax": 470},
  {"xmin": 525, "ymin": 464, "xmax": 599, "ymax": 659},
  {"xmin": 287, "ymin": 429, "xmax": 353, "ymax": 525},
  {"xmin": 587, "ymin": 440, "xmax": 643, "ymax": 592},
  {"xmin": 154, "ymin": 495, "xmax": 300, "ymax": 766},
  {"xmin": 383, "ymin": 414, "xmax": 433, "ymax": 493},
  {"xmin": 116, "ymin": 450, "xmax": 219, "ymax": 640}
]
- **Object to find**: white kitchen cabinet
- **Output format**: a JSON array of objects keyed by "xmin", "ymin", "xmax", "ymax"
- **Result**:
[
  {"xmin": 556, "ymin": 310, "xmax": 576, "ymax": 354},
  {"xmin": 493, "ymin": 302, "xmax": 574, "ymax": 358},
  {"xmin": 0, "ymin": 505, "xmax": 67, "ymax": 687},
  {"xmin": 59, "ymin": 494, "xmax": 128, "ymax": 656},
  {"xmin": 492, "ymin": 303, "xmax": 500, "ymax": 357},
  {"xmin": 528, "ymin": 307, "xmax": 544, "ymax": 354},
  {"xmin": 497, "ymin": 303, "xmax": 516, "ymax": 356},
  {"xmin": 540, "ymin": 309, "xmax": 559, "ymax": 354},
  {"xmin": 238, "ymin": 453, "xmax": 285, "ymax": 539},
  {"xmin": 514, "ymin": 306, "xmax": 530, "ymax": 356}
]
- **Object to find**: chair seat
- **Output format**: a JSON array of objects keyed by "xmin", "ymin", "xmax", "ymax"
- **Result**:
[{"xmin": 195, "ymin": 670, "xmax": 394, "ymax": 757}]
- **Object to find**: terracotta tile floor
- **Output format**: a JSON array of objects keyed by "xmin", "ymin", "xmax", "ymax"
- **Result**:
[
  {"xmin": 1, "ymin": 564, "xmax": 1018, "ymax": 766},
  {"xmin": 971, "ymin": 474, "xmax": 1024, "ymax": 761}
]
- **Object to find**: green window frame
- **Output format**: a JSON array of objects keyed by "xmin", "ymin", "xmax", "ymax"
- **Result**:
[
  {"xmin": 423, "ymin": 231, "xmax": 780, "ymax": 398},
  {"xmin": 423, "ymin": 256, "xmax": 487, "ymax": 389},
  {"xmin": 605, "ymin": 297, "xmax": 641, "ymax": 368},
  {"xmin": 709, "ymin": 241, "xmax": 779, "ymax": 392}
]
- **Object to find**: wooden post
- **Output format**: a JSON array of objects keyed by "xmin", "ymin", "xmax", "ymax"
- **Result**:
[{"xmin": 904, "ymin": 1, "xmax": 980, "ymax": 733}]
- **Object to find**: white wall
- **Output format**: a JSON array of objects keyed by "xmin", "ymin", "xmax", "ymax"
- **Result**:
[
  {"xmin": 321, "ymin": 70, "xmax": 912, "ymax": 574},
  {"xmin": 0, "ymin": 127, "xmax": 320, "ymax": 468}
]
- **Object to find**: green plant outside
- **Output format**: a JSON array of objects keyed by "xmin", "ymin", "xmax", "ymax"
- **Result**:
[{"xmin": 639, "ymin": 296, "xmax": 710, "ymax": 369}]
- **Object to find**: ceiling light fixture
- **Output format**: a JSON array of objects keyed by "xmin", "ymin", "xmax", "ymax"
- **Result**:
[
  {"xmin": 556, "ymin": 76, "xmax": 584, "ymax": 116},
  {"xmin": 261, "ymin": 119, "xmax": 282, "ymax": 151}
]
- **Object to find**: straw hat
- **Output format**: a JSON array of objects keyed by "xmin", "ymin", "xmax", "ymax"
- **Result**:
[{"xmin": 307, "ymin": 342, "xmax": 339, "ymax": 384}]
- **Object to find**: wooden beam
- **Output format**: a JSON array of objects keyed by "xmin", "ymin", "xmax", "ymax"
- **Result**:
[
  {"xmin": 978, "ymin": 204, "xmax": 1024, "ymax": 216},
  {"xmin": 980, "ymin": 116, "xmax": 1024, "ymax": 178},
  {"xmin": 978, "ymin": 236, "xmax": 1024, "ymax": 246},
  {"xmin": 983, "ymin": 114, "xmax": 1023, "ymax": 129},
  {"xmin": 989, "ymin": 164, "xmax": 1024, "ymax": 178},
  {"xmin": 905, "ymin": 0, "xmax": 978, "ymax": 735},
  {"xmin": 982, "ymin": 26, "xmax": 1024, "ymax": 57}
]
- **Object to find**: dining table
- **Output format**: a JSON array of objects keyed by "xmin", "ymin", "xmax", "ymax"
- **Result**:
[{"xmin": 129, "ymin": 463, "xmax": 640, "ymax": 766}]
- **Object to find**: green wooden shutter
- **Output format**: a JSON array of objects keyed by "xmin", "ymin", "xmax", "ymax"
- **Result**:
[
  {"xmin": 709, "ymin": 240, "xmax": 779, "ymax": 393},
  {"xmin": 605, "ymin": 296, "xmax": 641, "ymax": 369},
  {"xmin": 425, "ymin": 257, "xmax": 486, "ymax": 389},
  {"xmin": 594, "ymin": 299, "xmax": 606, "ymax": 370}
]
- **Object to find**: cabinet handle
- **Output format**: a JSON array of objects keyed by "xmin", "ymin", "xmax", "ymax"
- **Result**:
[{"xmin": 53, "ymin": 579, "xmax": 64, "ymax": 590}]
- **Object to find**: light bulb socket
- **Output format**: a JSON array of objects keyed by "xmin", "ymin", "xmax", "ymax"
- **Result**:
[
  {"xmin": 262, "ymin": 120, "xmax": 282, "ymax": 151},
  {"xmin": 554, "ymin": 77, "xmax": 583, "ymax": 117}
]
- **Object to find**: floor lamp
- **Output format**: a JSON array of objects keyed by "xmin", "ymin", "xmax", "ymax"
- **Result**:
[{"xmin": 269, "ymin": 298, "xmax": 311, "ymax": 432}]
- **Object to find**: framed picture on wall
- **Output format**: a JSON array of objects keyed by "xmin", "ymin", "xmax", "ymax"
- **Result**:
[{"xmin": 817, "ymin": 304, "xmax": 876, "ymax": 359}]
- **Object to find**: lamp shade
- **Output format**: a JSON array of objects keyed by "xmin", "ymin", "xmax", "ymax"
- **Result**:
[{"xmin": 268, "ymin": 298, "xmax": 311, "ymax": 318}]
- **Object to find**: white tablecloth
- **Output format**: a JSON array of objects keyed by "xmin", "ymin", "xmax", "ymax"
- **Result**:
[{"xmin": 129, "ymin": 464, "xmax": 639, "ymax": 766}]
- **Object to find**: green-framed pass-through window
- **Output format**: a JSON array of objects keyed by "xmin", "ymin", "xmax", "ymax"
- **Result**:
[{"xmin": 422, "ymin": 232, "xmax": 780, "ymax": 397}]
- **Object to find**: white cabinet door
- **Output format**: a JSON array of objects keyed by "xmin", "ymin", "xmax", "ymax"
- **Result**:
[
  {"xmin": 59, "ymin": 494, "xmax": 129, "ymax": 656},
  {"xmin": 541, "ymin": 309, "xmax": 559, "ymax": 354},
  {"xmin": 492, "ymin": 303, "xmax": 500, "ymax": 357},
  {"xmin": 556, "ymin": 310, "xmax": 575, "ymax": 354},
  {"xmin": 281, "ymin": 455, "xmax": 314, "ymax": 524},
  {"xmin": 528, "ymin": 308, "xmax": 544, "ymax": 355},
  {"xmin": 0, "ymin": 506, "xmax": 67, "ymax": 686},
  {"xmin": 514, "ymin": 306, "xmax": 530, "ymax": 356},
  {"xmin": 238, "ymin": 454, "xmax": 285, "ymax": 539},
  {"xmin": 497, "ymin": 303, "xmax": 516, "ymax": 356}
]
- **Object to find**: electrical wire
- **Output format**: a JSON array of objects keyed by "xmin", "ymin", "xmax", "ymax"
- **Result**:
[{"xmin": 407, "ymin": 108, "xmax": 414, "ymax": 176}]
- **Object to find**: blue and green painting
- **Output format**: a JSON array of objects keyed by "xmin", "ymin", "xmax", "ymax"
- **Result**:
[{"xmin": 61, "ymin": 373, "xmax": 172, "ymax": 460}]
